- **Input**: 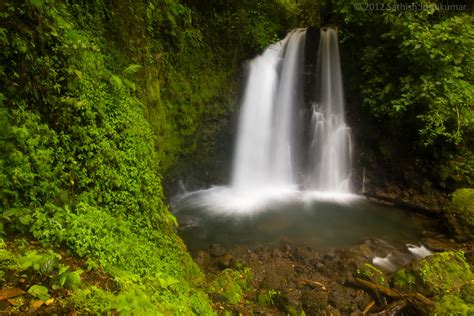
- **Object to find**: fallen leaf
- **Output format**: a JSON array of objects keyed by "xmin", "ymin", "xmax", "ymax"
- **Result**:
[
  {"xmin": 7, "ymin": 297, "xmax": 25, "ymax": 307},
  {"xmin": 0, "ymin": 288, "xmax": 26, "ymax": 300},
  {"xmin": 45, "ymin": 298, "xmax": 55, "ymax": 305},
  {"xmin": 31, "ymin": 300, "xmax": 44, "ymax": 310}
]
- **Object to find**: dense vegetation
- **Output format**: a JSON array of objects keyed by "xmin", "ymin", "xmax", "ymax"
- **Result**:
[
  {"xmin": 0, "ymin": 0, "xmax": 472, "ymax": 314},
  {"xmin": 330, "ymin": 0, "xmax": 473, "ymax": 188},
  {"xmin": 0, "ymin": 0, "xmax": 301, "ymax": 313}
]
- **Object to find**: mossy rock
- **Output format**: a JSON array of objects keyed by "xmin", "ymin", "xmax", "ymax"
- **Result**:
[
  {"xmin": 445, "ymin": 188, "xmax": 474, "ymax": 241},
  {"xmin": 392, "ymin": 251, "xmax": 472, "ymax": 297}
]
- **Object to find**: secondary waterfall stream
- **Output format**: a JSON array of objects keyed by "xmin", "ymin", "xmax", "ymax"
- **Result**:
[{"xmin": 309, "ymin": 28, "xmax": 352, "ymax": 192}]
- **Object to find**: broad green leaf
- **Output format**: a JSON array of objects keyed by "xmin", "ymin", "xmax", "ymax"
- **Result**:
[
  {"xmin": 28, "ymin": 285, "xmax": 49, "ymax": 301},
  {"xmin": 123, "ymin": 64, "xmax": 143, "ymax": 75}
]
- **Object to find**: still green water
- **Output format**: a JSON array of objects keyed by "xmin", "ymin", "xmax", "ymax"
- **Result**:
[{"xmin": 175, "ymin": 197, "xmax": 437, "ymax": 251}]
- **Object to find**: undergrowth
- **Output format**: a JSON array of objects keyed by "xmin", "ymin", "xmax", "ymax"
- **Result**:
[
  {"xmin": 0, "ymin": 0, "xmax": 215, "ymax": 313},
  {"xmin": 0, "ymin": 0, "xmax": 301, "ymax": 313}
]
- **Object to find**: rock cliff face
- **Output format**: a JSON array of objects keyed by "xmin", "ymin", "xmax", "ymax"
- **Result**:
[{"xmin": 336, "ymin": 31, "xmax": 452, "ymax": 214}]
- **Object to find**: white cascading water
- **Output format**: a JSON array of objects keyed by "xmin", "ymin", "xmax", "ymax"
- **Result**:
[
  {"xmin": 232, "ymin": 29, "xmax": 306, "ymax": 191},
  {"xmin": 308, "ymin": 28, "xmax": 352, "ymax": 192},
  {"xmin": 175, "ymin": 27, "xmax": 355, "ymax": 214}
]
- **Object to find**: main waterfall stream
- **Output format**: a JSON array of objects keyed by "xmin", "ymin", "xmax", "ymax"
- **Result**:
[{"xmin": 172, "ymin": 28, "xmax": 437, "ymax": 252}]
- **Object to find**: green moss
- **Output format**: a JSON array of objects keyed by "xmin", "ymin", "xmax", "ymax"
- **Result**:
[
  {"xmin": 392, "ymin": 268, "xmax": 417, "ymax": 289},
  {"xmin": 208, "ymin": 268, "xmax": 253, "ymax": 305},
  {"xmin": 356, "ymin": 263, "xmax": 387, "ymax": 286},
  {"xmin": 460, "ymin": 282, "xmax": 474, "ymax": 304},
  {"xmin": 257, "ymin": 289, "xmax": 281, "ymax": 305},
  {"xmin": 394, "ymin": 252, "xmax": 474, "ymax": 315},
  {"xmin": 447, "ymin": 189, "xmax": 474, "ymax": 240},
  {"xmin": 435, "ymin": 294, "xmax": 474, "ymax": 316},
  {"xmin": 287, "ymin": 304, "xmax": 306, "ymax": 316},
  {"xmin": 392, "ymin": 251, "xmax": 472, "ymax": 297}
]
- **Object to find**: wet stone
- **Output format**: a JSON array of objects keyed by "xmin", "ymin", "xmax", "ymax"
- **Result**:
[
  {"xmin": 217, "ymin": 254, "xmax": 233, "ymax": 269},
  {"xmin": 209, "ymin": 244, "xmax": 226, "ymax": 257},
  {"xmin": 300, "ymin": 288, "xmax": 328, "ymax": 311},
  {"xmin": 294, "ymin": 265, "xmax": 305, "ymax": 274},
  {"xmin": 292, "ymin": 247, "xmax": 318, "ymax": 264},
  {"xmin": 327, "ymin": 283, "xmax": 371, "ymax": 313},
  {"xmin": 261, "ymin": 267, "xmax": 292, "ymax": 289},
  {"xmin": 421, "ymin": 237, "xmax": 457, "ymax": 252},
  {"xmin": 272, "ymin": 248, "xmax": 283, "ymax": 258},
  {"xmin": 194, "ymin": 250, "xmax": 211, "ymax": 267}
]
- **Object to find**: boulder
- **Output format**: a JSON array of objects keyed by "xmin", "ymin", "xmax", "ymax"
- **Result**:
[{"xmin": 392, "ymin": 251, "xmax": 472, "ymax": 297}]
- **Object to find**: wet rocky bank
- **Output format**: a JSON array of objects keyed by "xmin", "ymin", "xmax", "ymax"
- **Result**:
[{"xmin": 194, "ymin": 231, "xmax": 473, "ymax": 315}]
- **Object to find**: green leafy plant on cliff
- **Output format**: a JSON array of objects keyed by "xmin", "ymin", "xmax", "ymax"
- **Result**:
[
  {"xmin": 0, "ymin": 0, "xmax": 213, "ymax": 313},
  {"xmin": 0, "ymin": 0, "xmax": 304, "ymax": 313},
  {"xmin": 331, "ymin": 0, "xmax": 473, "ymax": 186}
]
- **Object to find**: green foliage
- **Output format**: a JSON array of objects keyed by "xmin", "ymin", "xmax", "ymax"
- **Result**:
[
  {"xmin": 0, "ymin": 0, "xmax": 215, "ymax": 313},
  {"xmin": 19, "ymin": 250, "xmax": 60, "ymax": 275},
  {"xmin": 28, "ymin": 284, "xmax": 50, "ymax": 301},
  {"xmin": 331, "ymin": 0, "xmax": 473, "ymax": 186},
  {"xmin": 257, "ymin": 288, "xmax": 281, "ymax": 305},
  {"xmin": 393, "ymin": 250, "xmax": 474, "ymax": 315},
  {"xmin": 436, "ymin": 293, "xmax": 474, "ymax": 316},
  {"xmin": 55, "ymin": 264, "xmax": 82, "ymax": 289},
  {"xmin": 461, "ymin": 282, "xmax": 474, "ymax": 304},
  {"xmin": 362, "ymin": 10, "xmax": 473, "ymax": 147},
  {"xmin": 208, "ymin": 267, "xmax": 253, "ymax": 305},
  {"xmin": 1, "ymin": 247, "xmax": 83, "ymax": 291},
  {"xmin": 185, "ymin": 0, "xmax": 301, "ymax": 54},
  {"xmin": 0, "ymin": 0, "xmax": 311, "ymax": 314}
]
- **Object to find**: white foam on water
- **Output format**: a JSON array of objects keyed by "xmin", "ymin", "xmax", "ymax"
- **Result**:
[
  {"xmin": 407, "ymin": 244, "xmax": 433, "ymax": 259},
  {"xmin": 372, "ymin": 255, "xmax": 398, "ymax": 273},
  {"xmin": 174, "ymin": 186, "xmax": 362, "ymax": 216}
]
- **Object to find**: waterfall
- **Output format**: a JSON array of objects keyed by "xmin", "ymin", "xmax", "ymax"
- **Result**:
[
  {"xmin": 231, "ymin": 29, "xmax": 306, "ymax": 191},
  {"xmin": 232, "ymin": 27, "xmax": 351, "ymax": 194},
  {"xmin": 307, "ymin": 28, "xmax": 352, "ymax": 192},
  {"xmin": 175, "ymin": 27, "xmax": 354, "ymax": 215}
]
